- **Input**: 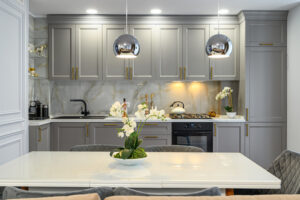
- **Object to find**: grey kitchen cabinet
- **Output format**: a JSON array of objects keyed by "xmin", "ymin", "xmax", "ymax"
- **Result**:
[
  {"xmin": 182, "ymin": 25, "xmax": 210, "ymax": 80},
  {"xmin": 157, "ymin": 25, "xmax": 183, "ymax": 80},
  {"xmin": 49, "ymin": 24, "xmax": 76, "ymax": 80},
  {"xmin": 89, "ymin": 123, "xmax": 123, "ymax": 146},
  {"xmin": 246, "ymin": 47, "xmax": 287, "ymax": 122},
  {"xmin": 128, "ymin": 25, "xmax": 156, "ymax": 80},
  {"xmin": 51, "ymin": 123, "xmax": 89, "ymax": 151},
  {"xmin": 29, "ymin": 124, "xmax": 51, "ymax": 151},
  {"xmin": 246, "ymin": 20, "xmax": 287, "ymax": 47},
  {"xmin": 76, "ymin": 25, "xmax": 102, "ymax": 80},
  {"xmin": 209, "ymin": 24, "xmax": 239, "ymax": 80},
  {"xmin": 103, "ymin": 25, "xmax": 129, "ymax": 80},
  {"xmin": 139, "ymin": 122, "xmax": 172, "ymax": 146},
  {"xmin": 245, "ymin": 123, "xmax": 286, "ymax": 169},
  {"xmin": 213, "ymin": 123, "xmax": 245, "ymax": 154}
]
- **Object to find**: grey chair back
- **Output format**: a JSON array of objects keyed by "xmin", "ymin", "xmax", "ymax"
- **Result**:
[
  {"xmin": 70, "ymin": 144, "xmax": 121, "ymax": 152},
  {"xmin": 144, "ymin": 145, "xmax": 204, "ymax": 152}
]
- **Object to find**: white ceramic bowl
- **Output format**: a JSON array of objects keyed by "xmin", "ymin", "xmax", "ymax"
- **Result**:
[
  {"xmin": 113, "ymin": 157, "xmax": 147, "ymax": 166},
  {"xmin": 226, "ymin": 112, "xmax": 237, "ymax": 118}
]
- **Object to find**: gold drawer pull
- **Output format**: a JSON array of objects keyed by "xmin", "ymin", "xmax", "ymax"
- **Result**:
[
  {"xmin": 183, "ymin": 67, "xmax": 186, "ymax": 80},
  {"xmin": 214, "ymin": 123, "xmax": 216, "ymax": 136},
  {"xmin": 179, "ymin": 67, "xmax": 182, "ymax": 80},
  {"xmin": 71, "ymin": 67, "xmax": 75, "ymax": 80},
  {"xmin": 104, "ymin": 124, "xmax": 119, "ymax": 126},
  {"xmin": 259, "ymin": 43, "xmax": 273, "ymax": 46},
  {"xmin": 38, "ymin": 127, "xmax": 42, "ymax": 142},
  {"xmin": 246, "ymin": 108, "xmax": 249, "ymax": 121},
  {"xmin": 246, "ymin": 124, "xmax": 249, "ymax": 137},
  {"xmin": 144, "ymin": 136, "xmax": 159, "ymax": 139},
  {"xmin": 144, "ymin": 123, "xmax": 159, "ymax": 126}
]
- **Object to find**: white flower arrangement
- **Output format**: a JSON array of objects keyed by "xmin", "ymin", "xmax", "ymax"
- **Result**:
[
  {"xmin": 216, "ymin": 87, "xmax": 234, "ymax": 112},
  {"xmin": 110, "ymin": 101, "xmax": 123, "ymax": 118}
]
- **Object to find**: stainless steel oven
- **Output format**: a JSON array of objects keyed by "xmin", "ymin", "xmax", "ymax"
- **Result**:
[{"xmin": 172, "ymin": 122, "xmax": 213, "ymax": 152}]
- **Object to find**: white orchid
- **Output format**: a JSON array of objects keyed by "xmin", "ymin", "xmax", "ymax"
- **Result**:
[
  {"xmin": 110, "ymin": 101, "xmax": 123, "ymax": 117},
  {"xmin": 216, "ymin": 87, "xmax": 233, "ymax": 100}
]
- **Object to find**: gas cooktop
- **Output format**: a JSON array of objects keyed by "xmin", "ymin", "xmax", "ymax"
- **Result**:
[{"xmin": 169, "ymin": 113, "xmax": 211, "ymax": 119}]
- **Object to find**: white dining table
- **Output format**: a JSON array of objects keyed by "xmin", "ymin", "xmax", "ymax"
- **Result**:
[{"xmin": 0, "ymin": 152, "xmax": 280, "ymax": 193}]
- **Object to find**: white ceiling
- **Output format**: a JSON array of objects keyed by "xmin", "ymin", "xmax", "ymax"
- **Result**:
[{"xmin": 29, "ymin": 0, "xmax": 300, "ymax": 16}]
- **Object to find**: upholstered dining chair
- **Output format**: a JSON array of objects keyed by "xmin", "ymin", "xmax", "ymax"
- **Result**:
[
  {"xmin": 143, "ymin": 145, "xmax": 204, "ymax": 152},
  {"xmin": 70, "ymin": 144, "xmax": 121, "ymax": 152},
  {"xmin": 235, "ymin": 150, "xmax": 300, "ymax": 195}
]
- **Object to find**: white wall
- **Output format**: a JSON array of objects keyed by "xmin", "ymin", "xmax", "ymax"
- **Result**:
[{"xmin": 287, "ymin": 4, "xmax": 300, "ymax": 153}]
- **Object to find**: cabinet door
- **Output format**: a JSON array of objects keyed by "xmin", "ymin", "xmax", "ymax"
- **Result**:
[
  {"xmin": 141, "ymin": 135, "xmax": 171, "ymax": 147},
  {"xmin": 247, "ymin": 47, "xmax": 286, "ymax": 122},
  {"xmin": 76, "ymin": 25, "xmax": 102, "ymax": 80},
  {"xmin": 139, "ymin": 123, "xmax": 171, "ymax": 147},
  {"xmin": 209, "ymin": 25, "xmax": 239, "ymax": 80},
  {"xmin": 49, "ymin": 24, "xmax": 75, "ymax": 80},
  {"xmin": 183, "ymin": 25, "xmax": 210, "ymax": 80},
  {"xmin": 129, "ymin": 25, "xmax": 156, "ymax": 80},
  {"xmin": 89, "ymin": 123, "xmax": 123, "ymax": 145},
  {"xmin": 245, "ymin": 123, "xmax": 286, "ymax": 169},
  {"xmin": 103, "ymin": 25, "xmax": 128, "ymax": 80},
  {"xmin": 29, "ymin": 124, "xmax": 50, "ymax": 151},
  {"xmin": 51, "ymin": 123, "xmax": 88, "ymax": 151},
  {"xmin": 246, "ymin": 20, "xmax": 287, "ymax": 47},
  {"xmin": 213, "ymin": 123, "xmax": 244, "ymax": 153},
  {"xmin": 157, "ymin": 25, "xmax": 183, "ymax": 80}
]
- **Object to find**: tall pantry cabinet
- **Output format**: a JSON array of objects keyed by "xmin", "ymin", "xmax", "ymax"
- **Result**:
[{"xmin": 238, "ymin": 11, "xmax": 287, "ymax": 169}]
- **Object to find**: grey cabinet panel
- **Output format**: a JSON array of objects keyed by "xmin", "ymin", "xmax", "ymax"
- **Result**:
[
  {"xmin": 76, "ymin": 25, "xmax": 102, "ymax": 80},
  {"xmin": 247, "ymin": 47, "xmax": 286, "ymax": 122},
  {"xmin": 51, "ymin": 123, "xmax": 88, "ymax": 151},
  {"xmin": 213, "ymin": 123, "xmax": 244, "ymax": 153},
  {"xmin": 157, "ymin": 25, "xmax": 183, "ymax": 80},
  {"xmin": 29, "ymin": 124, "xmax": 51, "ymax": 152},
  {"xmin": 209, "ymin": 25, "xmax": 239, "ymax": 80},
  {"xmin": 245, "ymin": 123, "xmax": 286, "ymax": 169},
  {"xmin": 246, "ymin": 20, "xmax": 287, "ymax": 47},
  {"xmin": 139, "ymin": 123, "xmax": 172, "ymax": 146},
  {"xmin": 141, "ymin": 135, "xmax": 171, "ymax": 147},
  {"xmin": 183, "ymin": 25, "xmax": 210, "ymax": 80},
  {"xmin": 49, "ymin": 24, "xmax": 75, "ymax": 80},
  {"xmin": 89, "ymin": 123, "xmax": 123, "ymax": 145},
  {"xmin": 103, "ymin": 25, "xmax": 128, "ymax": 80},
  {"xmin": 129, "ymin": 25, "xmax": 156, "ymax": 80}
]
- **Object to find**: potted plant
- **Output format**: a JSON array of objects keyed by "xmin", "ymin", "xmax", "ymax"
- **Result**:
[
  {"xmin": 215, "ymin": 87, "xmax": 236, "ymax": 118},
  {"xmin": 109, "ymin": 102, "xmax": 166, "ymax": 165}
]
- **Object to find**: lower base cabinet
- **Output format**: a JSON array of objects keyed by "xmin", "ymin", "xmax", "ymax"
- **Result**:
[
  {"xmin": 139, "ymin": 123, "xmax": 172, "ymax": 147},
  {"xmin": 213, "ymin": 123, "xmax": 245, "ymax": 153},
  {"xmin": 29, "ymin": 124, "xmax": 51, "ymax": 151},
  {"xmin": 51, "ymin": 123, "xmax": 89, "ymax": 151},
  {"xmin": 89, "ymin": 123, "xmax": 123, "ymax": 145},
  {"xmin": 245, "ymin": 123, "xmax": 287, "ymax": 169}
]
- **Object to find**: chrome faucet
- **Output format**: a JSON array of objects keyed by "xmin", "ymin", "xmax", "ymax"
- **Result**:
[{"xmin": 70, "ymin": 99, "xmax": 90, "ymax": 116}]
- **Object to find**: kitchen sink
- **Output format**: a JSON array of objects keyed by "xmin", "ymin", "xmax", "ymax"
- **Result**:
[{"xmin": 53, "ymin": 116, "xmax": 107, "ymax": 119}]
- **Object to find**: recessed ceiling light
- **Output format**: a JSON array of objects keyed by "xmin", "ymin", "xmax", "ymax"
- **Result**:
[
  {"xmin": 151, "ymin": 9, "xmax": 162, "ymax": 14},
  {"xmin": 218, "ymin": 9, "xmax": 229, "ymax": 15},
  {"xmin": 86, "ymin": 9, "xmax": 98, "ymax": 14}
]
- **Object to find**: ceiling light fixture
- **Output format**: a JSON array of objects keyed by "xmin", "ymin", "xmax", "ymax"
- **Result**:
[
  {"xmin": 86, "ymin": 9, "xmax": 98, "ymax": 14},
  {"xmin": 113, "ymin": 0, "xmax": 140, "ymax": 59},
  {"xmin": 218, "ymin": 9, "xmax": 229, "ymax": 15},
  {"xmin": 205, "ymin": 0, "xmax": 232, "ymax": 59},
  {"xmin": 151, "ymin": 9, "xmax": 162, "ymax": 14}
]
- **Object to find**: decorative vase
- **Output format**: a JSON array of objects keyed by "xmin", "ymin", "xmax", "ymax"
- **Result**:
[{"xmin": 226, "ymin": 112, "xmax": 236, "ymax": 118}]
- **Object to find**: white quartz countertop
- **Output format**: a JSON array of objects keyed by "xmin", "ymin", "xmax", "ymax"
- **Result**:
[
  {"xmin": 29, "ymin": 115, "xmax": 245, "ymax": 126},
  {"xmin": 0, "ymin": 152, "xmax": 280, "ymax": 189}
]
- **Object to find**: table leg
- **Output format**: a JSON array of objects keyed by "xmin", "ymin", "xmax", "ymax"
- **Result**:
[{"xmin": 226, "ymin": 189, "xmax": 234, "ymax": 196}]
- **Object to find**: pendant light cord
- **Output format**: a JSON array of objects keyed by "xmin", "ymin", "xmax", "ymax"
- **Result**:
[
  {"xmin": 217, "ymin": 0, "xmax": 220, "ymax": 35},
  {"xmin": 125, "ymin": 0, "xmax": 128, "ymax": 34}
]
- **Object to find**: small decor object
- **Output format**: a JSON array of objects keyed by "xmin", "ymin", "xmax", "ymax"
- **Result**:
[
  {"xmin": 216, "ymin": 87, "xmax": 236, "ymax": 118},
  {"xmin": 109, "ymin": 102, "xmax": 166, "ymax": 165}
]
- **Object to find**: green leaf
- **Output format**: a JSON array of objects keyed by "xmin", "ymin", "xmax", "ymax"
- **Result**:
[
  {"xmin": 131, "ymin": 147, "xmax": 147, "ymax": 159},
  {"xmin": 110, "ymin": 147, "xmax": 124, "ymax": 157},
  {"xmin": 224, "ymin": 106, "xmax": 233, "ymax": 112},
  {"xmin": 120, "ymin": 149, "xmax": 133, "ymax": 159}
]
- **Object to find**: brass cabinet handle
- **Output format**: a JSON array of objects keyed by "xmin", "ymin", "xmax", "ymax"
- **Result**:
[
  {"xmin": 144, "ymin": 123, "xmax": 159, "ymax": 126},
  {"xmin": 246, "ymin": 124, "xmax": 249, "ymax": 137},
  {"xmin": 214, "ymin": 123, "xmax": 217, "ymax": 136},
  {"xmin": 125, "ymin": 67, "xmax": 128, "ymax": 80},
  {"xmin": 144, "ymin": 136, "xmax": 159, "ymax": 139},
  {"xmin": 38, "ymin": 127, "xmax": 42, "ymax": 142},
  {"xmin": 259, "ymin": 43, "xmax": 273, "ymax": 46},
  {"xmin": 130, "ymin": 67, "xmax": 133, "ymax": 80},
  {"xmin": 86, "ymin": 123, "xmax": 89, "ymax": 137},
  {"xmin": 179, "ymin": 67, "xmax": 182, "ymax": 80},
  {"xmin": 210, "ymin": 66, "xmax": 213, "ymax": 80},
  {"xmin": 246, "ymin": 108, "xmax": 249, "ymax": 121},
  {"xmin": 104, "ymin": 124, "xmax": 119, "ymax": 126},
  {"xmin": 71, "ymin": 67, "xmax": 75, "ymax": 80},
  {"xmin": 76, "ymin": 67, "xmax": 79, "ymax": 80},
  {"xmin": 183, "ymin": 67, "xmax": 186, "ymax": 80}
]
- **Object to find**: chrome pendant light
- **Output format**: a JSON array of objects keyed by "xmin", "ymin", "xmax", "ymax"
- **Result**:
[
  {"xmin": 206, "ymin": 0, "xmax": 232, "ymax": 58},
  {"xmin": 113, "ymin": 0, "xmax": 140, "ymax": 59}
]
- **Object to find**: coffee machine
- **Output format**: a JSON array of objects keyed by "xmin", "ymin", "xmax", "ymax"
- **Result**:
[{"xmin": 29, "ymin": 100, "xmax": 49, "ymax": 120}]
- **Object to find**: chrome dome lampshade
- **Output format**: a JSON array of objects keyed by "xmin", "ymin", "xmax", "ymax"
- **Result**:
[
  {"xmin": 113, "ymin": 34, "xmax": 140, "ymax": 59},
  {"xmin": 206, "ymin": 34, "xmax": 232, "ymax": 58}
]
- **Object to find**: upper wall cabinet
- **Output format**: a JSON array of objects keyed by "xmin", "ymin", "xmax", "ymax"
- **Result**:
[
  {"xmin": 209, "ymin": 25, "xmax": 239, "ymax": 80},
  {"xmin": 49, "ymin": 24, "xmax": 75, "ymax": 80},
  {"xmin": 103, "ymin": 25, "xmax": 129, "ymax": 80},
  {"xmin": 182, "ymin": 25, "xmax": 210, "ymax": 80},
  {"xmin": 128, "ymin": 25, "xmax": 156, "ymax": 80},
  {"xmin": 49, "ymin": 24, "xmax": 102, "ymax": 80},
  {"xmin": 76, "ymin": 25, "xmax": 102, "ymax": 80},
  {"xmin": 157, "ymin": 25, "xmax": 183, "ymax": 80},
  {"xmin": 246, "ymin": 20, "xmax": 287, "ymax": 47}
]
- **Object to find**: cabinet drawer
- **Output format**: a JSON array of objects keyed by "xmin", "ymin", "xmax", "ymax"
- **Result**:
[
  {"xmin": 139, "ymin": 122, "xmax": 171, "ymax": 135},
  {"xmin": 141, "ymin": 134, "xmax": 171, "ymax": 147}
]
